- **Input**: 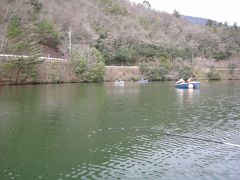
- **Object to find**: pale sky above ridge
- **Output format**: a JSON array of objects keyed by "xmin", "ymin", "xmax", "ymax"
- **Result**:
[{"xmin": 129, "ymin": 0, "xmax": 240, "ymax": 25}]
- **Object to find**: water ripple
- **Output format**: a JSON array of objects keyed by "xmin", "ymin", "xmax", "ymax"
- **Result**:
[{"xmin": 64, "ymin": 126, "xmax": 240, "ymax": 180}]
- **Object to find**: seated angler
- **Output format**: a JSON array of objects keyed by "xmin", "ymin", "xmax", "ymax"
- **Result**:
[{"xmin": 176, "ymin": 78, "xmax": 185, "ymax": 84}]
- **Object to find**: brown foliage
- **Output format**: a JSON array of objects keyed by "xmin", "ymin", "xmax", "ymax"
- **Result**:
[{"xmin": 1, "ymin": 0, "xmax": 240, "ymax": 62}]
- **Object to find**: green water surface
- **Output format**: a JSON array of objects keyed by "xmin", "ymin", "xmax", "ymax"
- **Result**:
[{"xmin": 0, "ymin": 81, "xmax": 240, "ymax": 179}]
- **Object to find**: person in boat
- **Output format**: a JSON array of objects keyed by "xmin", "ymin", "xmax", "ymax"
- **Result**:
[
  {"xmin": 116, "ymin": 78, "xmax": 123, "ymax": 83},
  {"xmin": 176, "ymin": 78, "xmax": 185, "ymax": 84},
  {"xmin": 187, "ymin": 76, "xmax": 195, "ymax": 83}
]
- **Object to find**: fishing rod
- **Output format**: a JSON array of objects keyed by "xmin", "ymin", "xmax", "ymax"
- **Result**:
[{"xmin": 104, "ymin": 128, "xmax": 240, "ymax": 148}]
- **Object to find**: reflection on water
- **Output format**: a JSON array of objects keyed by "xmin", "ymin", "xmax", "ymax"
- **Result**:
[
  {"xmin": 175, "ymin": 88, "xmax": 200, "ymax": 104},
  {"xmin": 106, "ymin": 82, "xmax": 141, "ymax": 96},
  {"xmin": 0, "ymin": 81, "xmax": 240, "ymax": 179}
]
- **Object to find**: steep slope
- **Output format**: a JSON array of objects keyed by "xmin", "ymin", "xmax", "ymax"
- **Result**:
[{"xmin": 1, "ymin": 0, "xmax": 240, "ymax": 65}]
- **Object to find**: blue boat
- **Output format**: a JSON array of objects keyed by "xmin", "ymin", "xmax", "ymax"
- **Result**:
[{"xmin": 175, "ymin": 81, "xmax": 200, "ymax": 89}]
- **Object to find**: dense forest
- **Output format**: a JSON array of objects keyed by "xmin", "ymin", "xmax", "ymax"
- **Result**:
[{"xmin": 1, "ymin": 0, "xmax": 240, "ymax": 82}]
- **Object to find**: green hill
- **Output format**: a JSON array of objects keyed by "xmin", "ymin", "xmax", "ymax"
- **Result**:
[
  {"xmin": 1, "ymin": 0, "xmax": 240, "ymax": 67},
  {"xmin": 0, "ymin": 0, "xmax": 240, "ymax": 64}
]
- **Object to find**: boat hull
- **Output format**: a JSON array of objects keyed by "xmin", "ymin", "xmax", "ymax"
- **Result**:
[
  {"xmin": 175, "ymin": 81, "xmax": 200, "ymax": 89},
  {"xmin": 137, "ymin": 80, "xmax": 149, "ymax": 84},
  {"xmin": 114, "ymin": 80, "xmax": 125, "ymax": 86}
]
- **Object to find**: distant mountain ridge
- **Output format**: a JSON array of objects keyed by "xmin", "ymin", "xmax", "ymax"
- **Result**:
[{"xmin": 182, "ymin": 15, "xmax": 217, "ymax": 25}]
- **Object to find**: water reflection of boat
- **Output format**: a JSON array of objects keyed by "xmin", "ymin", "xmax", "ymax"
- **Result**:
[
  {"xmin": 175, "ymin": 87, "xmax": 200, "ymax": 103},
  {"xmin": 175, "ymin": 81, "xmax": 200, "ymax": 89}
]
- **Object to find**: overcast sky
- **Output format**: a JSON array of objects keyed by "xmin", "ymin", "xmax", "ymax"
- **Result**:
[{"xmin": 129, "ymin": 0, "xmax": 239, "ymax": 25}]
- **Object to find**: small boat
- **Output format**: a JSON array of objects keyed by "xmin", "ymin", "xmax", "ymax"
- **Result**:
[
  {"xmin": 137, "ymin": 77, "xmax": 149, "ymax": 84},
  {"xmin": 137, "ymin": 79, "xmax": 149, "ymax": 84},
  {"xmin": 114, "ymin": 79, "xmax": 124, "ymax": 86},
  {"xmin": 175, "ymin": 81, "xmax": 200, "ymax": 89}
]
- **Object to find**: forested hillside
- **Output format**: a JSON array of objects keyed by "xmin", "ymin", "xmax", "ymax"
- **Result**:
[{"xmin": 1, "ymin": 0, "xmax": 240, "ymax": 82}]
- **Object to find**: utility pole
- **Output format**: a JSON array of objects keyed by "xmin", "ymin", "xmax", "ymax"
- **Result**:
[
  {"xmin": 68, "ymin": 26, "xmax": 72, "ymax": 58},
  {"xmin": 192, "ymin": 51, "xmax": 193, "ymax": 64},
  {"xmin": 191, "ymin": 50, "xmax": 194, "ymax": 72}
]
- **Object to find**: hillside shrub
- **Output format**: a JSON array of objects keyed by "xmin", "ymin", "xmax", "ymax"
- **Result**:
[
  {"xmin": 207, "ymin": 71, "xmax": 221, "ymax": 80},
  {"xmin": 114, "ymin": 47, "xmax": 136, "ymax": 65},
  {"xmin": 139, "ymin": 17, "xmax": 151, "ymax": 30},
  {"xmin": 107, "ymin": 4, "xmax": 127, "ymax": 15},
  {"xmin": 85, "ymin": 61, "xmax": 105, "ymax": 82},
  {"xmin": 36, "ymin": 19, "xmax": 60, "ymax": 49},
  {"xmin": 212, "ymin": 50, "xmax": 231, "ymax": 61},
  {"xmin": 71, "ymin": 48, "xmax": 106, "ymax": 82},
  {"xmin": 74, "ymin": 60, "xmax": 87, "ymax": 74},
  {"xmin": 228, "ymin": 63, "xmax": 236, "ymax": 74},
  {"xmin": 178, "ymin": 67, "xmax": 193, "ymax": 80},
  {"xmin": 11, "ymin": 42, "xmax": 29, "ymax": 54},
  {"xmin": 135, "ymin": 45, "xmax": 170, "ymax": 59},
  {"xmin": 178, "ymin": 47, "xmax": 193, "ymax": 60},
  {"xmin": 140, "ymin": 60, "xmax": 172, "ymax": 81},
  {"xmin": 98, "ymin": 0, "xmax": 112, "ymax": 5},
  {"xmin": 29, "ymin": 0, "xmax": 43, "ymax": 12},
  {"xmin": 135, "ymin": 46, "xmax": 158, "ymax": 58},
  {"xmin": 6, "ymin": 15, "xmax": 22, "ymax": 39}
]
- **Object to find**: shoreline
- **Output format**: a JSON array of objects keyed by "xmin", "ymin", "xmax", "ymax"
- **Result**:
[{"xmin": 1, "ymin": 61, "xmax": 240, "ymax": 85}]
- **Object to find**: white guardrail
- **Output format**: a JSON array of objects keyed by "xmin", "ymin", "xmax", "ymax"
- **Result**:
[{"xmin": 0, "ymin": 54, "xmax": 67, "ymax": 62}]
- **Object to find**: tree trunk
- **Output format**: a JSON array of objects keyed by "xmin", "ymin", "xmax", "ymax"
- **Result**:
[
  {"xmin": 15, "ymin": 68, "xmax": 20, "ymax": 85},
  {"xmin": 9, "ymin": 69, "xmax": 13, "ymax": 85}
]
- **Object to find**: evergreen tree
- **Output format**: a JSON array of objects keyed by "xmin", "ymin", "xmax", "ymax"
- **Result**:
[
  {"xmin": 206, "ymin": 19, "xmax": 213, "ymax": 27},
  {"xmin": 233, "ymin": 22, "xmax": 238, "ymax": 30},
  {"xmin": 173, "ymin": 9, "xmax": 180, "ymax": 18},
  {"xmin": 2, "ymin": 16, "xmax": 43, "ymax": 84},
  {"xmin": 142, "ymin": 0, "xmax": 151, "ymax": 9}
]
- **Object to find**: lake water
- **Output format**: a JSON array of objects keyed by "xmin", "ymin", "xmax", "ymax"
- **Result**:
[{"xmin": 0, "ymin": 81, "xmax": 240, "ymax": 180}]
